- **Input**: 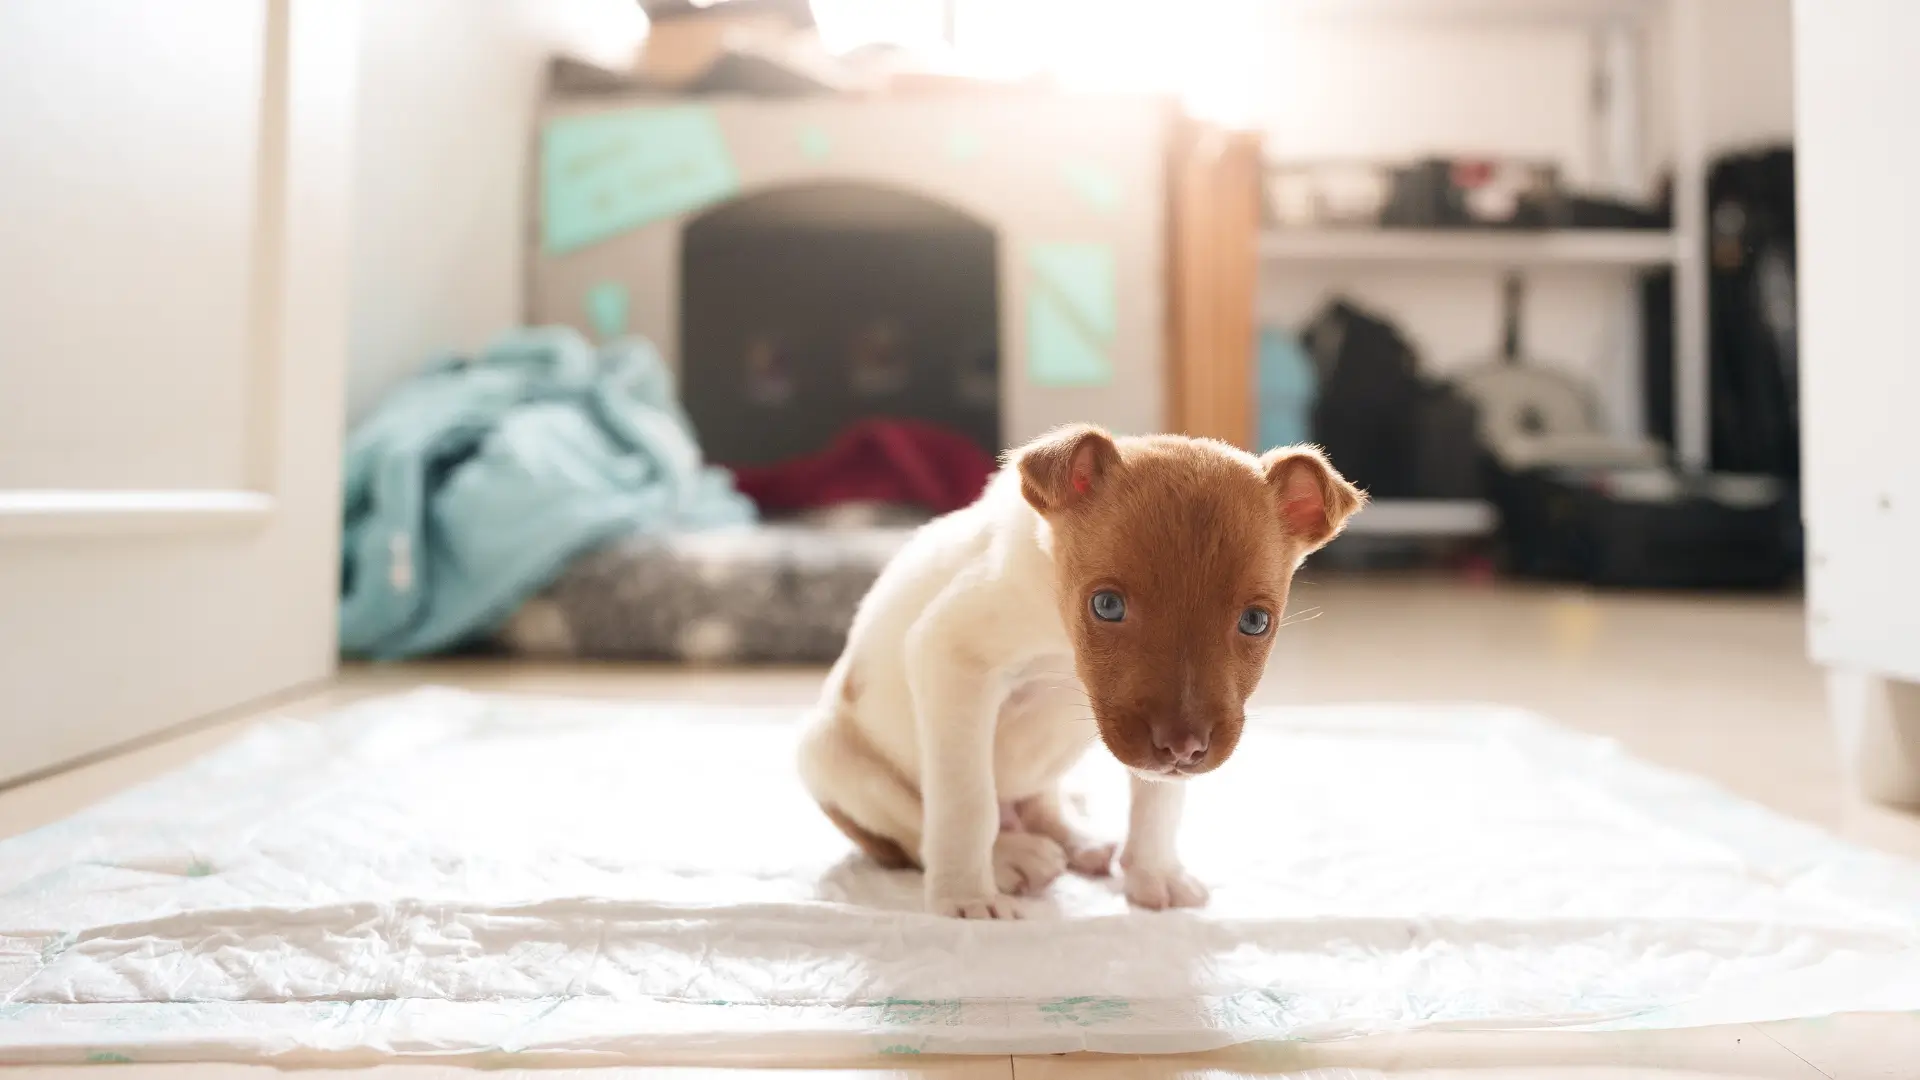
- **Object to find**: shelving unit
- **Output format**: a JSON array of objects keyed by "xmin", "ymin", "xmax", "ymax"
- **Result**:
[
  {"xmin": 1260, "ymin": 228, "xmax": 1684, "ymax": 268},
  {"xmin": 1342, "ymin": 498, "xmax": 1498, "ymax": 538},
  {"xmin": 1264, "ymin": 0, "xmax": 1710, "ymax": 540}
]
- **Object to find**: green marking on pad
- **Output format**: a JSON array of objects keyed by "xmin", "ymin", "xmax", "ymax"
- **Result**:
[
  {"xmin": 875, "ymin": 997, "xmax": 962, "ymax": 1026},
  {"xmin": 1038, "ymin": 995, "xmax": 1132, "ymax": 1026}
]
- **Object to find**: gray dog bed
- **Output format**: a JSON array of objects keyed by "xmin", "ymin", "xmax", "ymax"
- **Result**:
[{"xmin": 495, "ymin": 518, "xmax": 916, "ymax": 664}]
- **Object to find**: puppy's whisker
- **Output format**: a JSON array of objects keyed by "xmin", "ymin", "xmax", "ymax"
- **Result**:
[{"xmin": 1279, "ymin": 607, "xmax": 1323, "ymax": 628}]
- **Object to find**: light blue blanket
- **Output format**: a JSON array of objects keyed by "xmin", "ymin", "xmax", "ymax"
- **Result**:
[{"xmin": 340, "ymin": 327, "xmax": 755, "ymax": 659}]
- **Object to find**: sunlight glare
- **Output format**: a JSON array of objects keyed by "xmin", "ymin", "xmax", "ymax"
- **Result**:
[{"xmin": 812, "ymin": 0, "xmax": 1260, "ymax": 127}]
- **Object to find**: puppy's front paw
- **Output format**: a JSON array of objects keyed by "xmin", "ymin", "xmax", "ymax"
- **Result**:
[
  {"xmin": 993, "ymin": 831, "xmax": 1067, "ymax": 896},
  {"xmin": 1066, "ymin": 840, "xmax": 1118, "ymax": 877},
  {"xmin": 930, "ymin": 893, "xmax": 1025, "ymax": 919},
  {"xmin": 1123, "ymin": 865, "xmax": 1209, "ymax": 910}
]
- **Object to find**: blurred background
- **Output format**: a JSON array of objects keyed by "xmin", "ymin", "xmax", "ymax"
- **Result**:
[
  {"xmin": 14, "ymin": 0, "xmax": 1912, "ymax": 828},
  {"xmin": 343, "ymin": 0, "xmax": 1804, "ymax": 669}
]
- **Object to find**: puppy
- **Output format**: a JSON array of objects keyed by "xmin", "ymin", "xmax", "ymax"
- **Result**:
[{"xmin": 798, "ymin": 425, "xmax": 1364, "ymax": 918}]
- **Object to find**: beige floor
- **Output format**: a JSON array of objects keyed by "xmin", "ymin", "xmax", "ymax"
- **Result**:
[{"xmin": 4, "ymin": 578, "xmax": 1919, "ymax": 1079}]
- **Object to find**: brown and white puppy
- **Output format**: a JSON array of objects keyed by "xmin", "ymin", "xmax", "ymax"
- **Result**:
[{"xmin": 797, "ymin": 426, "xmax": 1364, "ymax": 918}]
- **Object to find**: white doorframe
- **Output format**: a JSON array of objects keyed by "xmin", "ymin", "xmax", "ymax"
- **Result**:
[
  {"xmin": 1794, "ymin": 0, "xmax": 1920, "ymax": 806},
  {"xmin": 0, "ymin": 0, "xmax": 357, "ymax": 782}
]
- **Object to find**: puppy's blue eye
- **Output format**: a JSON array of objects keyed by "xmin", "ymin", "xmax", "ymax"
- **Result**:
[
  {"xmin": 1238, "ymin": 607, "xmax": 1272, "ymax": 636},
  {"xmin": 1090, "ymin": 590, "xmax": 1127, "ymax": 622}
]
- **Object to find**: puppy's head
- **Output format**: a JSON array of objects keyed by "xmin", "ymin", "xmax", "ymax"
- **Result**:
[{"xmin": 1016, "ymin": 425, "xmax": 1364, "ymax": 780}]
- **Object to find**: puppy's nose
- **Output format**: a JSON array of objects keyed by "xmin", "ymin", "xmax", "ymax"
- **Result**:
[{"xmin": 1153, "ymin": 728, "xmax": 1209, "ymax": 766}]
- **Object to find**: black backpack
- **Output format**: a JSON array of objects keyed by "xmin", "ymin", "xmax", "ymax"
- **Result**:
[
  {"xmin": 1642, "ymin": 146, "xmax": 1799, "ymax": 478},
  {"xmin": 1707, "ymin": 147, "xmax": 1799, "ymax": 478},
  {"xmin": 1301, "ymin": 299, "xmax": 1480, "ymax": 500}
]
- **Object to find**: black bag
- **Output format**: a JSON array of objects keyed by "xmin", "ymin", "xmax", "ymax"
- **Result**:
[
  {"xmin": 1706, "ymin": 147, "xmax": 1799, "ymax": 478},
  {"xmin": 1408, "ymin": 386, "xmax": 1484, "ymax": 499},
  {"xmin": 1302, "ymin": 300, "xmax": 1481, "ymax": 500},
  {"xmin": 1642, "ymin": 146, "xmax": 1799, "ymax": 478}
]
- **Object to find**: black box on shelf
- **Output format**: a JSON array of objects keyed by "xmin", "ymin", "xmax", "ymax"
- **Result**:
[
  {"xmin": 1494, "ymin": 466, "xmax": 1798, "ymax": 589},
  {"xmin": 1264, "ymin": 157, "xmax": 1666, "ymax": 231}
]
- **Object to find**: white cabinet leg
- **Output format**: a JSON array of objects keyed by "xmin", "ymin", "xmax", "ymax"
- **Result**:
[{"xmin": 1828, "ymin": 668, "xmax": 1920, "ymax": 807}]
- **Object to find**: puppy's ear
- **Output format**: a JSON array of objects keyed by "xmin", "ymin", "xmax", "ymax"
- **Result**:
[
  {"xmin": 1260, "ymin": 445, "xmax": 1366, "ymax": 548},
  {"xmin": 1015, "ymin": 424, "xmax": 1120, "ymax": 514}
]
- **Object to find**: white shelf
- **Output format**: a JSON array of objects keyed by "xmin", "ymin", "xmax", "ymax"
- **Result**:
[
  {"xmin": 1343, "ymin": 498, "xmax": 1498, "ymax": 538},
  {"xmin": 1281, "ymin": 0, "xmax": 1660, "ymax": 24},
  {"xmin": 1258, "ymin": 0, "xmax": 1710, "ymax": 471},
  {"xmin": 1260, "ymin": 229, "xmax": 1682, "ymax": 267}
]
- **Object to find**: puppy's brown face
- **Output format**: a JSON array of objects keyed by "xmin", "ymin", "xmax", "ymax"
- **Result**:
[{"xmin": 1017, "ymin": 427, "xmax": 1363, "ymax": 779}]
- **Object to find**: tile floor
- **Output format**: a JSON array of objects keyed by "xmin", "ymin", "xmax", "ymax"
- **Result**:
[{"xmin": 4, "ymin": 578, "xmax": 1918, "ymax": 1079}]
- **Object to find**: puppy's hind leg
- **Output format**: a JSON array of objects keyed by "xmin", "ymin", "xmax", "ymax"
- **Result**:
[
  {"xmin": 797, "ymin": 709, "xmax": 924, "ymax": 870},
  {"xmin": 1015, "ymin": 788, "xmax": 1117, "ymax": 877}
]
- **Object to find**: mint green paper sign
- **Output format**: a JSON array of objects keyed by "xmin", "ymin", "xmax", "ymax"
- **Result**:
[
  {"xmin": 1061, "ymin": 159, "xmax": 1122, "ymax": 213},
  {"xmin": 798, "ymin": 124, "xmax": 832, "ymax": 161},
  {"xmin": 1027, "ymin": 242, "xmax": 1116, "ymax": 387},
  {"xmin": 542, "ymin": 106, "xmax": 739, "ymax": 254},
  {"xmin": 584, "ymin": 281, "xmax": 629, "ymax": 340}
]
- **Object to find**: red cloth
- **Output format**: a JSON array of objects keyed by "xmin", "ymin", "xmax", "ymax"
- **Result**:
[{"xmin": 727, "ymin": 419, "xmax": 997, "ymax": 515}]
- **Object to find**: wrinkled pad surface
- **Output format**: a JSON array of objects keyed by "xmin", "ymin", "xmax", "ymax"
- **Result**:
[{"xmin": 5, "ymin": 688, "xmax": 1920, "ymax": 1065}]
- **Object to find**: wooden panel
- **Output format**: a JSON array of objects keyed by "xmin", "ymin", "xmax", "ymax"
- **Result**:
[{"xmin": 1165, "ymin": 119, "xmax": 1261, "ymax": 448}]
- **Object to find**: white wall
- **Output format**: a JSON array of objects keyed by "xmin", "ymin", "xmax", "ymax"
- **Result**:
[
  {"xmin": 1696, "ymin": 0, "xmax": 1796, "ymax": 149},
  {"xmin": 1255, "ymin": 0, "xmax": 1795, "ymax": 435},
  {"xmin": 348, "ymin": 0, "xmax": 645, "ymax": 422},
  {"xmin": 1646, "ymin": 0, "xmax": 1799, "ymax": 167}
]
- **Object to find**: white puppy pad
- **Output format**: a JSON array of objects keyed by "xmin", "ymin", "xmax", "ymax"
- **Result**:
[{"xmin": 4, "ymin": 688, "xmax": 1920, "ymax": 1066}]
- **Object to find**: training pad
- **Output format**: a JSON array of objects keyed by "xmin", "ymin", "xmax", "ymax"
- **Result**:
[{"xmin": 5, "ymin": 689, "xmax": 1920, "ymax": 1066}]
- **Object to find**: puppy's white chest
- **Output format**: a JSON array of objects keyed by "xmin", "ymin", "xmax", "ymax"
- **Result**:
[{"xmin": 992, "ymin": 659, "xmax": 1097, "ymax": 800}]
